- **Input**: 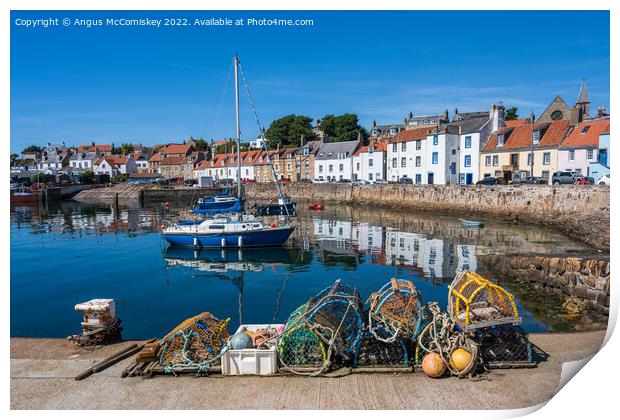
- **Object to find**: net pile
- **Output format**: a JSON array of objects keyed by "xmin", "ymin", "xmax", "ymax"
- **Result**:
[
  {"xmin": 448, "ymin": 271, "xmax": 521, "ymax": 331},
  {"xmin": 278, "ymin": 280, "xmax": 363, "ymax": 374},
  {"xmin": 353, "ymin": 328, "xmax": 410, "ymax": 368},
  {"xmin": 367, "ymin": 279, "xmax": 424, "ymax": 342},
  {"xmin": 158, "ymin": 312, "xmax": 230, "ymax": 375},
  {"xmin": 475, "ymin": 325, "xmax": 536, "ymax": 368}
]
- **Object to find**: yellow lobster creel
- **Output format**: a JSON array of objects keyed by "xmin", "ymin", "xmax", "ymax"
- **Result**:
[{"xmin": 448, "ymin": 271, "xmax": 521, "ymax": 331}]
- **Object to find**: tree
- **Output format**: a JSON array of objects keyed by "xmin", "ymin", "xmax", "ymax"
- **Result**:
[
  {"xmin": 193, "ymin": 138, "xmax": 209, "ymax": 152},
  {"xmin": 10, "ymin": 153, "xmax": 18, "ymax": 160},
  {"xmin": 119, "ymin": 143, "xmax": 134, "ymax": 155},
  {"xmin": 504, "ymin": 107, "xmax": 519, "ymax": 121},
  {"xmin": 319, "ymin": 113, "xmax": 369, "ymax": 144},
  {"xmin": 22, "ymin": 145, "xmax": 42, "ymax": 153},
  {"xmin": 264, "ymin": 115, "xmax": 316, "ymax": 149},
  {"xmin": 80, "ymin": 170, "xmax": 95, "ymax": 184},
  {"xmin": 215, "ymin": 140, "xmax": 237, "ymax": 154},
  {"xmin": 30, "ymin": 172, "xmax": 47, "ymax": 184}
]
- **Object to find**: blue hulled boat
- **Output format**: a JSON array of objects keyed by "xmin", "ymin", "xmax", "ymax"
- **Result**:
[
  {"xmin": 192, "ymin": 196, "xmax": 245, "ymax": 214},
  {"xmin": 163, "ymin": 215, "xmax": 294, "ymax": 248}
]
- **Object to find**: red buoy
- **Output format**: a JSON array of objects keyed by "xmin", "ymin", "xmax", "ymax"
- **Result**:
[{"xmin": 270, "ymin": 223, "xmax": 276, "ymax": 228}]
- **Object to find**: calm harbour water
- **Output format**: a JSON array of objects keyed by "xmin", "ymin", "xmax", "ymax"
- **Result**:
[{"xmin": 10, "ymin": 200, "xmax": 595, "ymax": 339}]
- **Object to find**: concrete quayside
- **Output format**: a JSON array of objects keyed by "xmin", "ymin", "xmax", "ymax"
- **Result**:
[{"xmin": 10, "ymin": 331, "xmax": 605, "ymax": 410}]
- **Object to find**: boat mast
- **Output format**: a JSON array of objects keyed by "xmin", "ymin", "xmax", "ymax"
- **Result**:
[{"xmin": 234, "ymin": 54, "xmax": 241, "ymax": 198}]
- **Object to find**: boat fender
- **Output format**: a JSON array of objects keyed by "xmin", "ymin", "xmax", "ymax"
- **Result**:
[
  {"xmin": 193, "ymin": 237, "xmax": 198, "ymax": 248},
  {"xmin": 237, "ymin": 236, "xmax": 243, "ymax": 247},
  {"xmin": 221, "ymin": 238, "xmax": 226, "ymax": 247}
]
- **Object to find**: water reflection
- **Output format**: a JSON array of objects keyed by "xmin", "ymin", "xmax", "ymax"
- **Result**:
[{"xmin": 10, "ymin": 201, "xmax": 595, "ymax": 337}]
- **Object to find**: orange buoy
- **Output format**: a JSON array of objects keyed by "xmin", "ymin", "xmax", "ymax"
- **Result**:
[
  {"xmin": 270, "ymin": 223, "xmax": 276, "ymax": 228},
  {"xmin": 450, "ymin": 348, "xmax": 473, "ymax": 372},
  {"xmin": 422, "ymin": 352, "xmax": 446, "ymax": 378}
]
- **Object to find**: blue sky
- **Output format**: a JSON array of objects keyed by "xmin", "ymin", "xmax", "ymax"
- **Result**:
[{"xmin": 10, "ymin": 10, "xmax": 610, "ymax": 153}]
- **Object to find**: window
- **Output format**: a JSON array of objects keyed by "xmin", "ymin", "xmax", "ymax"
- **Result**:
[
  {"xmin": 527, "ymin": 153, "xmax": 533, "ymax": 166},
  {"xmin": 416, "ymin": 140, "xmax": 421, "ymax": 150},
  {"xmin": 459, "ymin": 174, "xmax": 465, "ymax": 184},
  {"xmin": 485, "ymin": 156, "xmax": 491, "ymax": 166},
  {"xmin": 432, "ymin": 135, "xmax": 439, "ymax": 145},
  {"xmin": 511, "ymin": 154, "xmax": 518, "ymax": 165},
  {"xmin": 587, "ymin": 149, "xmax": 594, "ymax": 160},
  {"xmin": 303, "ymin": 147, "xmax": 309, "ymax": 156},
  {"xmin": 339, "ymin": 164, "xmax": 344, "ymax": 171},
  {"xmin": 369, "ymin": 173, "xmax": 373, "ymax": 180},
  {"xmin": 542, "ymin": 171, "xmax": 550, "ymax": 180},
  {"xmin": 392, "ymin": 143, "xmax": 397, "ymax": 152},
  {"xmin": 432, "ymin": 152, "xmax": 438, "ymax": 164},
  {"xmin": 415, "ymin": 156, "xmax": 421, "ymax": 167},
  {"xmin": 492, "ymin": 155, "xmax": 499, "ymax": 166},
  {"xmin": 497, "ymin": 134, "xmax": 504, "ymax": 147},
  {"xmin": 392, "ymin": 158, "xmax": 397, "ymax": 168},
  {"xmin": 464, "ymin": 136, "xmax": 472, "ymax": 148},
  {"xmin": 533, "ymin": 130, "xmax": 540, "ymax": 144},
  {"xmin": 401, "ymin": 157, "xmax": 406, "ymax": 167},
  {"xmin": 368, "ymin": 146, "xmax": 374, "ymax": 154},
  {"xmin": 464, "ymin": 155, "xmax": 471, "ymax": 167},
  {"xmin": 581, "ymin": 125, "xmax": 591, "ymax": 134},
  {"xmin": 415, "ymin": 174, "xmax": 421, "ymax": 184},
  {"xmin": 369, "ymin": 158, "xmax": 373, "ymax": 167},
  {"xmin": 356, "ymin": 162, "xmax": 360, "ymax": 170},
  {"xmin": 389, "ymin": 127, "xmax": 398, "ymax": 136},
  {"xmin": 484, "ymin": 173, "xmax": 491, "ymax": 178},
  {"xmin": 401, "ymin": 142, "xmax": 407, "ymax": 152},
  {"xmin": 569, "ymin": 150, "xmax": 575, "ymax": 161},
  {"xmin": 543, "ymin": 152, "xmax": 551, "ymax": 165},
  {"xmin": 328, "ymin": 164, "xmax": 333, "ymax": 173}
]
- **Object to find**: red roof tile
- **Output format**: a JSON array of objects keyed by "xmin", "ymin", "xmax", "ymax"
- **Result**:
[
  {"xmin": 483, "ymin": 120, "xmax": 571, "ymax": 152},
  {"xmin": 561, "ymin": 119, "xmax": 610, "ymax": 148},
  {"xmin": 504, "ymin": 118, "xmax": 529, "ymax": 127},
  {"xmin": 389, "ymin": 126, "xmax": 437, "ymax": 144},
  {"xmin": 162, "ymin": 143, "xmax": 192, "ymax": 155},
  {"xmin": 148, "ymin": 152, "xmax": 162, "ymax": 162},
  {"xmin": 354, "ymin": 141, "xmax": 388, "ymax": 156}
]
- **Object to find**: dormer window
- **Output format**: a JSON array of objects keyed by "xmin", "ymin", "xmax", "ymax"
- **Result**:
[
  {"xmin": 581, "ymin": 125, "xmax": 591, "ymax": 134},
  {"xmin": 303, "ymin": 147, "xmax": 309, "ymax": 156},
  {"xmin": 532, "ymin": 130, "xmax": 540, "ymax": 144},
  {"xmin": 368, "ymin": 146, "xmax": 374, "ymax": 154},
  {"xmin": 497, "ymin": 134, "xmax": 504, "ymax": 147},
  {"xmin": 389, "ymin": 127, "xmax": 397, "ymax": 136}
]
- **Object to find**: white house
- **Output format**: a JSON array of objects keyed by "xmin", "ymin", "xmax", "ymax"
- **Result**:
[
  {"xmin": 69, "ymin": 151, "xmax": 99, "ymax": 172},
  {"xmin": 352, "ymin": 141, "xmax": 387, "ymax": 182},
  {"xmin": 387, "ymin": 126, "xmax": 435, "ymax": 182},
  {"xmin": 589, "ymin": 126, "xmax": 610, "ymax": 181},
  {"xmin": 558, "ymin": 118, "xmax": 610, "ymax": 177},
  {"xmin": 314, "ymin": 140, "xmax": 359, "ymax": 182},
  {"xmin": 94, "ymin": 157, "xmax": 119, "ymax": 177},
  {"xmin": 133, "ymin": 153, "xmax": 150, "ymax": 173},
  {"xmin": 453, "ymin": 104, "xmax": 505, "ymax": 185}
]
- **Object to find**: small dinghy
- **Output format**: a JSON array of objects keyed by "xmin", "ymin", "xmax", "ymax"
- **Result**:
[{"xmin": 459, "ymin": 218, "xmax": 484, "ymax": 228}]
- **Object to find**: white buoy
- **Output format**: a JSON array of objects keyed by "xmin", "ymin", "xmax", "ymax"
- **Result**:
[
  {"xmin": 221, "ymin": 238, "xmax": 226, "ymax": 247},
  {"xmin": 193, "ymin": 237, "xmax": 198, "ymax": 248},
  {"xmin": 237, "ymin": 235, "xmax": 243, "ymax": 247}
]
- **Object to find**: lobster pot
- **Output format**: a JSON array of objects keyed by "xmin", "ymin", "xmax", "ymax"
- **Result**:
[
  {"xmin": 475, "ymin": 325, "xmax": 536, "ymax": 368},
  {"xmin": 278, "ymin": 303, "xmax": 327, "ymax": 372},
  {"xmin": 353, "ymin": 329, "xmax": 410, "ymax": 369},
  {"xmin": 306, "ymin": 280, "xmax": 364, "ymax": 362},
  {"xmin": 158, "ymin": 312, "xmax": 230, "ymax": 374},
  {"xmin": 367, "ymin": 279, "xmax": 424, "ymax": 341},
  {"xmin": 448, "ymin": 271, "xmax": 521, "ymax": 332}
]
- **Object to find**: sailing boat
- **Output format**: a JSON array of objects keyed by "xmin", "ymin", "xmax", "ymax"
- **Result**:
[
  {"xmin": 192, "ymin": 150, "xmax": 244, "ymax": 214},
  {"xmin": 162, "ymin": 54, "xmax": 295, "ymax": 248},
  {"xmin": 256, "ymin": 141, "xmax": 297, "ymax": 216}
]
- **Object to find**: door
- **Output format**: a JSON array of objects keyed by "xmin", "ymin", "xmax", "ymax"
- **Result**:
[
  {"xmin": 427, "ymin": 172, "xmax": 434, "ymax": 185},
  {"xmin": 599, "ymin": 149, "xmax": 608, "ymax": 166},
  {"xmin": 465, "ymin": 173, "xmax": 473, "ymax": 185}
]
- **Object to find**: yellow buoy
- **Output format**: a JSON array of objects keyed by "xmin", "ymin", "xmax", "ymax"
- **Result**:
[
  {"xmin": 450, "ymin": 348, "xmax": 473, "ymax": 372},
  {"xmin": 422, "ymin": 352, "xmax": 446, "ymax": 378}
]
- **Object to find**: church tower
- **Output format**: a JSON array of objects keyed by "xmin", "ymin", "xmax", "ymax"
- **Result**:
[{"xmin": 575, "ymin": 79, "xmax": 590, "ymax": 122}]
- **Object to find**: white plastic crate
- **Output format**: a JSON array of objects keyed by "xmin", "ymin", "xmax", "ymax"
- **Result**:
[{"xmin": 221, "ymin": 324, "xmax": 284, "ymax": 376}]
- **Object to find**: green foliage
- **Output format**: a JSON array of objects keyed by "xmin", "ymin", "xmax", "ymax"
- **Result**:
[
  {"xmin": 30, "ymin": 172, "xmax": 47, "ymax": 184},
  {"xmin": 193, "ymin": 138, "xmax": 210, "ymax": 151},
  {"xmin": 80, "ymin": 170, "xmax": 95, "ymax": 184},
  {"xmin": 319, "ymin": 113, "xmax": 368, "ymax": 144},
  {"xmin": 264, "ymin": 115, "xmax": 317, "ymax": 149},
  {"xmin": 119, "ymin": 143, "xmax": 134, "ymax": 155},
  {"xmin": 215, "ymin": 140, "xmax": 237, "ymax": 154},
  {"xmin": 10, "ymin": 153, "xmax": 18, "ymax": 160},
  {"xmin": 115, "ymin": 173, "xmax": 129, "ymax": 183},
  {"xmin": 504, "ymin": 107, "xmax": 519, "ymax": 121},
  {"xmin": 22, "ymin": 145, "xmax": 42, "ymax": 153}
]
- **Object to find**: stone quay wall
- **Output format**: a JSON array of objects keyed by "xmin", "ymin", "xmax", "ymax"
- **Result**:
[
  {"xmin": 479, "ymin": 254, "xmax": 610, "ymax": 321},
  {"xmin": 245, "ymin": 183, "xmax": 610, "ymax": 250}
]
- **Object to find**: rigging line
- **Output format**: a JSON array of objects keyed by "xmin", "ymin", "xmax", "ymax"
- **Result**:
[
  {"xmin": 202, "ymin": 60, "xmax": 234, "ymax": 139},
  {"xmin": 237, "ymin": 61, "xmax": 265, "ymax": 134}
]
